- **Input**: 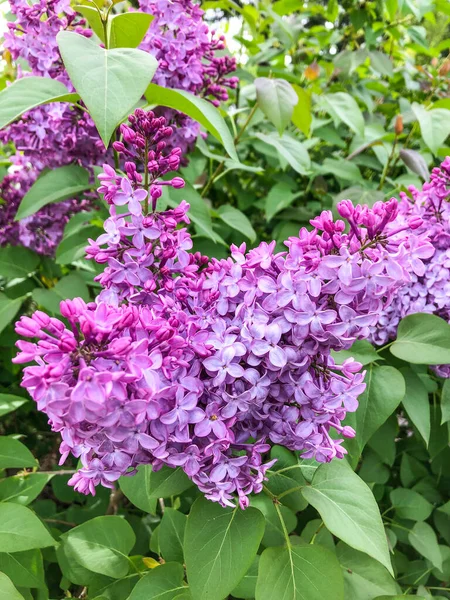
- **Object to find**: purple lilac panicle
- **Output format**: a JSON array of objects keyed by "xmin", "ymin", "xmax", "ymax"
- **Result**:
[
  {"xmin": 14, "ymin": 110, "xmax": 432, "ymax": 508},
  {"xmin": 370, "ymin": 157, "xmax": 450, "ymax": 377}
]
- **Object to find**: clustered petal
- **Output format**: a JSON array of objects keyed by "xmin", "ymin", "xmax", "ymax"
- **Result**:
[
  {"xmin": 14, "ymin": 110, "xmax": 430, "ymax": 508},
  {"xmin": 370, "ymin": 157, "xmax": 450, "ymax": 377}
]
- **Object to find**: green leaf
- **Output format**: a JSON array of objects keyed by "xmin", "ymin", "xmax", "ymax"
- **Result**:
[
  {"xmin": 75, "ymin": 5, "xmax": 104, "ymax": 41},
  {"xmin": 0, "ymin": 549, "xmax": 45, "ymax": 589},
  {"xmin": 184, "ymin": 496, "xmax": 265, "ymax": 600},
  {"xmin": 434, "ymin": 501, "xmax": 450, "ymax": 545},
  {"xmin": 336, "ymin": 543, "xmax": 400, "ymax": 599},
  {"xmin": 368, "ymin": 51, "xmax": 393, "ymax": 77},
  {"xmin": 345, "ymin": 365, "xmax": 405, "ymax": 463},
  {"xmin": 15, "ymin": 165, "xmax": 91, "ymax": 221},
  {"xmin": 0, "ymin": 77, "xmax": 78, "ymax": 130},
  {"xmin": 400, "ymin": 368, "xmax": 430, "ymax": 446},
  {"xmin": 332, "ymin": 340, "xmax": 380, "ymax": 367},
  {"xmin": 231, "ymin": 556, "xmax": 259, "ymax": 599},
  {"xmin": 119, "ymin": 465, "xmax": 192, "ymax": 511},
  {"xmin": 57, "ymin": 31, "xmax": 158, "ymax": 146},
  {"xmin": 55, "ymin": 225, "xmax": 102, "ymax": 265},
  {"xmin": 254, "ymin": 132, "xmax": 311, "ymax": 174},
  {"xmin": 0, "ymin": 474, "xmax": 53, "ymax": 506},
  {"xmin": 441, "ymin": 379, "xmax": 450, "ymax": 424},
  {"xmin": 0, "ymin": 247, "xmax": 39, "ymax": 279},
  {"xmin": 64, "ymin": 516, "xmax": 136, "ymax": 578},
  {"xmin": 0, "ymin": 395, "xmax": 27, "ymax": 418},
  {"xmin": 109, "ymin": 12, "xmax": 154, "ymax": 48},
  {"xmin": 145, "ymin": 84, "xmax": 238, "ymax": 161},
  {"xmin": 33, "ymin": 274, "xmax": 90, "ymax": 314},
  {"xmin": 320, "ymin": 158, "xmax": 363, "ymax": 182},
  {"xmin": 390, "ymin": 313, "xmax": 450, "ymax": 364},
  {"xmin": 216, "ymin": 205, "xmax": 256, "ymax": 242},
  {"xmin": 390, "ymin": 488, "xmax": 433, "ymax": 521},
  {"xmin": 0, "ymin": 295, "xmax": 22, "ymax": 336},
  {"xmin": 250, "ymin": 495, "xmax": 297, "ymax": 547},
  {"xmin": 408, "ymin": 521, "xmax": 443, "ymax": 571},
  {"xmin": 0, "ymin": 572, "xmax": 25, "ymax": 600},
  {"xmin": 291, "ymin": 84, "xmax": 311, "ymax": 136},
  {"xmin": 128, "ymin": 563, "xmax": 189, "ymax": 600},
  {"xmin": 317, "ymin": 92, "xmax": 365, "ymax": 136},
  {"xmin": 264, "ymin": 181, "xmax": 298, "ymax": 222},
  {"xmin": 411, "ymin": 103, "xmax": 450, "ymax": 154},
  {"xmin": 399, "ymin": 149, "xmax": 430, "ymax": 181},
  {"xmin": 0, "ymin": 437, "xmax": 37, "ymax": 469},
  {"xmin": 255, "ymin": 544, "xmax": 344, "ymax": 600},
  {"xmin": 254, "ymin": 77, "xmax": 298, "ymax": 136},
  {"xmin": 301, "ymin": 460, "xmax": 393, "ymax": 575},
  {"xmin": 0, "ymin": 503, "xmax": 56, "ymax": 551},
  {"xmin": 266, "ymin": 446, "xmax": 308, "ymax": 512},
  {"xmin": 159, "ymin": 508, "xmax": 187, "ymax": 564}
]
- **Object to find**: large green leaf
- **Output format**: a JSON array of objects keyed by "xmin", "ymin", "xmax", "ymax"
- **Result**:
[
  {"xmin": 159, "ymin": 508, "xmax": 187, "ymax": 564},
  {"xmin": 128, "ymin": 563, "xmax": 190, "ymax": 600},
  {"xmin": 57, "ymin": 31, "xmax": 158, "ymax": 146},
  {"xmin": 0, "ymin": 503, "xmax": 56, "ymax": 552},
  {"xmin": 0, "ymin": 572, "xmax": 25, "ymax": 600},
  {"xmin": 254, "ymin": 132, "xmax": 311, "ymax": 174},
  {"xmin": 390, "ymin": 313, "xmax": 450, "ymax": 365},
  {"xmin": 0, "ymin": 77, "xmax": 78, "ymax": 130},
  {"xmin": 250, "ymin": 494, "xmax": 297, "ymax": 547},
  {"xmin": 146, "ymin": 85, "xmax": 238, "ymax": 162},
  {"xmin": 408, "ymin": 521, "xmax": 443, "ymax": 571},
  {"xmin": 0, "ymin": 437, "xmax": 37, "ymax": 470},
  {"xmin": 255, "ymin": 544, "xmax": 344, "ymax": 600},
  {"xmin": 109, "ymin": 12, "xmax": 154, "ymax": 49},
  {"xmin": 412, "ymin": 103, "xmax": 450, "ymax": 154},
  {"xmin": 0, "ymin": 247, "xmax": 39, "ymax": 279},
  {"xmin": 64, "ymin": 516, "xmax": 135, "ymax": 579},
  {"xmin": 255, "ymin": 77, "xmax": 298, "ymax": 136},
  {"xmin": 15, "ymin": 165, "xmax": 91, "ymax": 221},
  {"xmin": 184, "ymin": 496, "xmax": 265, "ymax": 600},
  {"xmin": 390, "ymin": 488, "xmax": 433, "ymax": 521},
  {"xmin": 0, "ymin": 474, "xmax": 53, "ymax": 506},
  {"xmin": 345, "ymin": 365, "xmax": 405, "ymax": 464},
  {"xmin": 231, "ymin": 556, "xmax": 259, "ymax": 599},
  {"xmin": 0, "ymin": 549, "xmax": 45, "ymax": 589},
  {"xmin": 119, "ymin": 465, "xmax": 192, "ymax": 510},
  {"xmin": 0, "ymin": 295, "xmax": 22, "ymax": 336},
  {"xmin": 317, "ymin": 92, "xmax": 365, "ymax": 136},
  {"xmin": 441, "ymin": 379, "xmax": 450, "ymax": 425},
  {"xmin": 332, "ymin": 340, "xmax": 380, "ymax": 367},
  {"xmin": 264, "ymin": 181, "xmax": 299, "ymax": 222},
  {"xmin": 216, "ymin": 205, "xmax": 256, "ymax": 242},
  {"xmin": 400, "ymin": 368, "xmax": 430, "ymax": 445},
  {"xmin": 336, "ymin": 543, "xmax": 400, "ymax": 600},
  {"xmin": 55, "ymin": 225, "xmax": 102, "ymax": 265},
  {"xmin": 301, "ymin": 460, "xmax": 393, "ymax": 575}
]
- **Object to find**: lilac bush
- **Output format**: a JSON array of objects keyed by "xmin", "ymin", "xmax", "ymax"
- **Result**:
[
  {"xmin": 1, "ymin": 0, "xmax": 237, "ymax": 254},
  {"xmin": 13, "ymin": 109, "xmax": 434, "ymax": 508}
]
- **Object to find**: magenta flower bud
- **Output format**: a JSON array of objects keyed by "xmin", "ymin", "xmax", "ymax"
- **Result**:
[
  {"xmin": 408, "ymin": 216, "xmax": 423, "ymax": 230},
  {"xmin": 171, "ymin": 177, "xmax": 185, "ymax": 189},
  {"xmin": 337, "ymin": 199, "xmax": 354, "ymax": 218}
]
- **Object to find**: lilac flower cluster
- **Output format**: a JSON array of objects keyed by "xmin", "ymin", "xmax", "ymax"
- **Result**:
[
  {"xmin": 1, "ymin": 0, "xmax": 102, "ymax": 254},
  {"xmin": 370, "ymin": 157, "xmax": 450, "ymax": 376},
  {"xmin": 138, "ymin": 0, "xmax": 238, "ymax": 155},
  {"xmin": 14, "ymin": 110, "xmax": 430, "ymax": 508}
]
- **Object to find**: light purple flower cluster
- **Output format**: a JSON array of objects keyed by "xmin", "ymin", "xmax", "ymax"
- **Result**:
[
  {"xmin": 370, "ymin": 157, "xmax": 450, "ymax": 376},
  {"xmin": 14, "ymin": 110, "xmax": 431, "ymax": 508},
  {"xmin": 138, "ymin": 0, "xmax": 238, "ymax": 155}
]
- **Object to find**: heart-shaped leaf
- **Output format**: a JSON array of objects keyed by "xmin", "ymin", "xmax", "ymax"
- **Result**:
[{"xmin": 57, "ymin": 31, "xmax": 158, "ymax": 146}]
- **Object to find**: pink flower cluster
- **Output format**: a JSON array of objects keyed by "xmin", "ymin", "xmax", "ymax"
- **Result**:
[
  {"xmin": 370, "ymin": 157, "xmax": 450, "ymax": 376},
  {"xmin": 14, "ymin": 110, "xmax": 432, "ymax": 508}
]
